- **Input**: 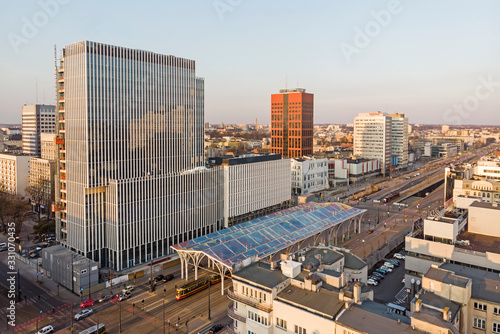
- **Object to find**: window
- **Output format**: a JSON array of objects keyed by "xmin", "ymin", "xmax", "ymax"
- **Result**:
[
  {"xmin": 494, "ymin": 322, "xmax": 500, "ymax": 333},
  {"xmin": 295, "ymin": 325, "xmax": 306, "ymax": 334},
  {"xmin": 495, "ymin": 307, "xmax": 500, "ymax": 315},
  {"xmin": 474, "ymin": 302, "xmax": 487, "ymax": 311},
  {"xmin": 276, "ymin": 318, "xmax": 287, "ymax": 330},
  {"xmin": 473, "ymin": 317, "xmax": 486, "ymax": 330}
]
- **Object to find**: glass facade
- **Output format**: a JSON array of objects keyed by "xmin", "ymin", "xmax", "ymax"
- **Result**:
[{"xmin": 57, "ymin": 41, "xmax": 223, "ymax": 270}]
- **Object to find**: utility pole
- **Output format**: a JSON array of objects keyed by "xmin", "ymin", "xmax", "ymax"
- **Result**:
[{"xmin": 150, "ymin": 258, "xmax": 153, "ymax": 292}]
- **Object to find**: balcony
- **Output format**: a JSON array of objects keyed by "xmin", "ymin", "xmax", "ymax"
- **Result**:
[
  {"xmin": 227, "ymin": 287, "xmax": 272, "ymax": 313},
  {"xmin": 58, "ymin": 76, "xmax": 64, "ymax": 81},
  {"xmin": 227, "ymin": 302, "xmax": 246, "ymax": 323}
]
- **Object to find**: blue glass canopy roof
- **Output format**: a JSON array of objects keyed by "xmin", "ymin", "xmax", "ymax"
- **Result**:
[{"xmin": 171, "ymin": 202, "xmax": 365, "ymax": 268}]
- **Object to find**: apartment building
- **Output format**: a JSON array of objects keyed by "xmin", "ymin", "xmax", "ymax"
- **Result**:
[
  {"xmin": 271, "ymin": 88, "xmax": 313, "ymax": 158},
  {"xmin": 388, "ymin": 113, "xmax": 409, "ymax": 168},
  {"xmin": 21, "ymin": 104, "xmax": 56, "ymax": 156},
  {"xmin": 54, "ymin": 41, "xmax": 223, "ymax": 271},
  {"xmin": 353, "ymin": 112, "xmax": 392, "ymax": 176},
  {"xmin": 208, "ymin": 154, "xmax": 291, "ymax": 227},
  {"xmin": 228, "ymin": 246, "xmax": 371, "ymax": 334},
  {"xmin": 453, "ymin": 179, "xmax": 500, "ymax": 204},
  {"xmin": 291, "ymin": 157, "xmax": 328, "ymax": 195},
  {"xmin": 0, "ymin": 153, "xmax": 30, "ymax": 197}
]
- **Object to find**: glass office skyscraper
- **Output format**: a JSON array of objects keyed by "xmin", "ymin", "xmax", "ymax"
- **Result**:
[{"xmin": 55, "ymin": 41, "xmax": 223, "ymax": 271}]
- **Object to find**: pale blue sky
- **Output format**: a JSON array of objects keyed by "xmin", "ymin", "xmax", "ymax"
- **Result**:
[{"xmin": 1, "ymin": 0, "xmax": 499, "ymax": 125}]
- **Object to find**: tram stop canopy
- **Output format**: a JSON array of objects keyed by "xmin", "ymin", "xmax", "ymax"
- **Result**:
[{"xmin": 171, "ymin": 202, "xmax": 365, "ymax": 294}]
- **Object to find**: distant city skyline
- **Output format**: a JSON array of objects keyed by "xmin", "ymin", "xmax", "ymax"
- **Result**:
[{"xmin": 1, "ymin": 1, "xmax": 499, "ymax": 125}]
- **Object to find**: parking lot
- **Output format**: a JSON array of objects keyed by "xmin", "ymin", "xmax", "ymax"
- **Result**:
[{"xmin": 368, "ymin": 253, "xmax": 409, "ymax": 310}]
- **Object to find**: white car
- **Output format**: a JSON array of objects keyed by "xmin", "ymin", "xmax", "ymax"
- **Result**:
[
  {"xmin": 37, "ymin": 325, "xmax": 54, "ymax": 334},
  {"xmin": 75, "ymin": 308, "xmax": 93, "ymax": 320},
  {"xmin": 393, "ymin": 253, "xmax": 405, "ymax": 260},
  {"xmin": 380, "ymin": 266, "xmax": 393, "ymax": 273},
  {"xmin": 384, "ymin": 262, "xmax": 395, "ymax": 268},
  {"xmin": 367, "ymin": 279, "xmax": 378, "ymax": 286}
]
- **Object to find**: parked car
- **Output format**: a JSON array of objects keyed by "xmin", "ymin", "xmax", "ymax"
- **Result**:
[
  {"xmin": 36, "ymin": 325, "xmax": 54, "ymax": 334},
  {"xmin": 375, "ymin": 268, "xmax": 387, "ymax": 275},
  {"xmin": 98, "ymin": 294, "xmax": 113, "ymax": 303},
  {"xmin": 367, "ymin": 279, "xmax": 378, "ymax": 286},
  {"xmin": 393, "ymin": 253, "xmax": 405, "ymax": 260},
  {"xmin": 0, "ymin": 244, "xmax": 7, "ymax": 252},
  {"xmin": 372, "ymin": 272, "xmax": 384, "ymax": 279},
  {"xmin": 154, "ymin": 274, "xmax": 165, "ymax": 282},
  {"xmin": 368, "ymin": 276, "xmax": 380, "ymax": 282},
  {"xmin": 80, "ymin": 299, "xmax": 94, "ymax": 308},
  {"xmin": 208, "ymin": 324, "xmax": 224, "ymax": 334},
  {"xmin": 164, "ymin": 274, "xmax": 174, "ymax": 282},
  {"xmin": 384, "ymin": 262, "xmax": 395, "ymax": 268},
  {"xmin": 380, "ymin": 266, "xmax": 393, "ymax": 273},
  {"xmin": 387, "ymin": 259, "xmax": 399, "ymax": 266},
  {"xmin": 75, "ymin": 309, "xmax": 93, "ymax": 321}
]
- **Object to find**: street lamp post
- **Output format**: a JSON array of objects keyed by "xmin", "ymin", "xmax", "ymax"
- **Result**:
[{"xmin": 163, "ymin": 289, "xmax": 166, "ymax": 334}]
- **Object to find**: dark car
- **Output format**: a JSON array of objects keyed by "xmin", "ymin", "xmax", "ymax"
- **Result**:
[
  {"xmin": 154, "ymin": 274, "xmax": 164, "ymax": 282},
  {"xmin": 164, "ymin": 274, "xmax": 174, "ymax": 282},
  {"xmin": 209, "ymin": 324, "xmax": 224, "ymax": 334}
]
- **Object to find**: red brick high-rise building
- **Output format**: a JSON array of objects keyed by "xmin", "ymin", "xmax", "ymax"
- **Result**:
[{"xmin": 271, "ymin": 88, "xmax": 313, "ymax": 158}]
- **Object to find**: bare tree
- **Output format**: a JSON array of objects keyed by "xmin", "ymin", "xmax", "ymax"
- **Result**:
[{"xmin": 26, "ymin": 177, "xmax": 52, "ymax": 224}]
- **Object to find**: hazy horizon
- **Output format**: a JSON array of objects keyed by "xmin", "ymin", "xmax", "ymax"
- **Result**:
[{"xmin": 1, "ymin": 0, "xmax": 499, "ymax": 126}]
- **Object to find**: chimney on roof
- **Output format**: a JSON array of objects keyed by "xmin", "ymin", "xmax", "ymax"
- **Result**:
[
  {"xmin": 415, "ymin": 299, "xmax": 422, "ymax": 312},
  {"xmin": 353, "ymin": 282, "xmax": 361, "ymax": 304}
]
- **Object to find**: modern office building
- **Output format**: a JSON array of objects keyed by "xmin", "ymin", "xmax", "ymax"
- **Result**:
[
  {"xmin": 327, "ymin": 158, "xmax": 380, "ymax": 187},
  {"xmin": 271, "ymin": 88, "xmax": 313, "ymax": 158},
  {"xmin": 291, "ymin": 157, "xmax": 329, "ymax": 195},
  {"xmin": 21, "ymin": 104, "xmax": 56, "ymax": 156},
  {"xmin": 54, "ymin": 41, "xmax": 223, "ymax": 271},
  {"xmin": 388, "ymin": 113, "xmax": 409, "ymax": 168},
  {"xmin": 0, "ymin": 153, "xmax": 30, "ymax": 197},
  {"xmin": 208, "ymin": 154, "xmax": 292, "ymax": 227},
  {"xmin": 353, "ymin": 112, "xmax": 392, "ymax": 176}
]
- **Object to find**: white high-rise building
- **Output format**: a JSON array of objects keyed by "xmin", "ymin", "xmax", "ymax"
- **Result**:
[
  {"xmin": 21, "ymin": 104, "xmax": 56, "ymax": 157},
  {"xmin": 0, "ymin": 153, "xmax": 30, "ymax": 196},
  {"xmin": 353, "ymin": 112, "xmax": 392, "ymax": 176},
  {"xmin": 353, "ymin": 112, "xmax": 409, "ymax": 175},
  {"xmin": 55, "ymin": 41, "xmax": 223, "ymax": 271},
  {"xmin": 388, "ymin": 113, "xmax": 409, "ymax": 168}
]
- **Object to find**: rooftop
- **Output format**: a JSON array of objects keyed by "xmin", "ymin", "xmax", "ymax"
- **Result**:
[
  {"xmin": 415, "ymin": 290, "xmax": 462, "ymax": 322},
  {"xmin": 172, "ymin": 202, "xmax": 365, "ymax": 269},
  {"xmin": 336, "ymin": 249, "xmax": 366, "ymax": 270},
  {"xmin": 276, "ymin": 284, "xmax": 344, "ymax": 320},
  {"xmin": 440, "ymin": 263, "xmax": 500, "ymax": 304},
  {"xmin": 336, "ymin": 300, "xmax": 419, "ymax": 334},
  {"xmin": 469, "ymin": 201, "xmax": 500, "ymax": 211},
  {"xmin": 232, "ymin": 261, "xmax": 288, "ymax": 289},
  {"xmin": 455, "ymin": 230, "xmax": 500, "ymax": 253},
  {"xmin": 424, "ymin": 266, "xmax": 470, "ymax": 288}
]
